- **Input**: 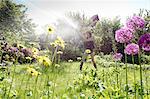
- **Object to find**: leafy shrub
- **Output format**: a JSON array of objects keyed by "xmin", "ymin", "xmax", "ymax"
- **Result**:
[{"xmin": 0, "ymin": 42, "xmax": 36, "ymax": 64}]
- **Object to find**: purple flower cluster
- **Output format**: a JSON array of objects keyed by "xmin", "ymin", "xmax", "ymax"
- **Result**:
[
  {"xmin": 126, "ymin": 16, "xmax": 145, "ymax": 30},
  {"xmin": 115, "ymin": 27, "xmax": 133, "ymax": 43},
  {"xmin": 21, "ymin": 48, "xmax": 32, "ymax": 57},
  {"xmin": 113, "ymin": 53, "xmax": 123, "ymax": 61},
  {"xmin": 124, "ymin": 43, "xmax": 139, "ymax": 55},
  {"xmin": 138, "ymin": 33, "xmax": 150, "ymax": 52},
  {"xmin": 9, "ymin": 47, "xmax": 18, "ymax": 53}
]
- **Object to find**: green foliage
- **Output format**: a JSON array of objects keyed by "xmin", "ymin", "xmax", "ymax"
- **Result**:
[
  {"xmin": 0, "ymin": 0, "xmax": 36, "ymax": 43},
  {"xmin": 94, "ymin": 17, "xmax": 122, "ymax": 54}
]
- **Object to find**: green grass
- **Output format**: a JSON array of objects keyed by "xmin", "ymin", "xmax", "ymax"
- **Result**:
[{"xmin": 0, "ymin": 61, "xmax": 150, "ymax": 99}]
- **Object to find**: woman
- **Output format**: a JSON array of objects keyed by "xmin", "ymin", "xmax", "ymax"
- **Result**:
[{"xmin": 80, "ymin": 28, "xmax": 97, "ymax": 70}]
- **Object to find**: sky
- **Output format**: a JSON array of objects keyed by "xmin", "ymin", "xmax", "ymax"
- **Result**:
[{"xmin": 15, "ymin": 0, "xmax": 150, "ymax": 34}]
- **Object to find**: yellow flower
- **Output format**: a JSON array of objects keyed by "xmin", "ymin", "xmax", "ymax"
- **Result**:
[
  {"xmin": 54, "ymin": 36, "xmax": 65, "ymax": 49},
  {"xmin": 32, "ymin": 48, "xmax": 39, "ymax": 55},
  {"xmin": 27, "ymin": 67, "xmax": 40, "ymax": 76},
  {"xmin": 57, "ymin": 51, "xmax": 63, "ymax": 54},
  {"xmin": 47, "ymin": 25, "xmax": 55, "ymax": 34},
  {"xmin": 37, "ymin": 56, "xmax": 52, "ymax": 67},
  {"xmin": 85, "ymin": 49, "xmax": 91, "ymax": 54}
]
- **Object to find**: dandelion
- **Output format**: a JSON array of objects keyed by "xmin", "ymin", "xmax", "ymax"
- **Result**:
[
  {"xmin": 85, "ymin": 49, "xmax": 91, "ymax": 54},
  {"xmin": 115, "ymin": 27, "xmax": 133, "ymax": 43},
  {"xmin": 113, "ymin": 53, "xmax": 123, "ymax": 61},
  {"xmin": 47, "ymin": 25, "xmax": 55, "ymax": 34},
  {"xmin": 138, "ymin": 33, "xmax": 150, "ymax": 52},
  {"xmin": 124, "ymin": 43, "xmax": 139, "ymax": 55},
  {"xmin": 126, "ymin": 16, "xmax": 145, "ymax": 30}
]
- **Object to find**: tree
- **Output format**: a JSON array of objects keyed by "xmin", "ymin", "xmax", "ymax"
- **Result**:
[{"xmin": 0, "ymin": 0, "xmax": 36, "ymax": 44}]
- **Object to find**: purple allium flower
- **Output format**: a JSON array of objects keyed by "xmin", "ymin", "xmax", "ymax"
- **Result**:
[
  {"xmin": 115, "ymin": 27, "xmax": 133, "ymax": 43},
  {"xmin": 138, "ymin": 33, "xmax": 150, "ymax": 52},
  {"xmin": 126, "ymin": 16, "xmax": 145, "ymax": 30},
  {"xmin": 124, "ymin": 43, "xmax": 139, "ymax": 55},
  {"xmin": 113, "ymin": 53, "xmax": 123, "ymax": 61}
]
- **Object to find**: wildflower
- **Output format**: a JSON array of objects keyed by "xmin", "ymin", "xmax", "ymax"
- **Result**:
[
  {"xmin": 113, "ymin": 53, "xmax": 123, "ymax": 61},
  {"xmin": 55, "ymin": 36, "xmax": 65, "ymax": 49},
  {"xmin": 27, "ymin": 67, "xmax": 40, "ymax": 76},
  {"xmin": 138, "ymin": 33, "xmax": 150, "ymax": 52},
  {"xmin": 77, "ymin": 57, "xmax": 82, "ymax": 61},
  {"xmin": 37, "ymin": 56, "xmax": 52, "ymax": 67},
  {"xmin": 25, "ymin": 57, "xmax": 32, "ymax": 60},
  {"xmin": 10, "ymin": 47, "xmax": 18, "ymax": 52},
  {"xmin": 68, "ymin": 59, "xmax": 73, "ymax": 62},
  {"xmin": 115, "ymin": 27, "xmax": 133, "ymax": 43},
  {"xmin": 32, "ymin": 48, "xmax": 39, "ymax": 55},
  {"xmin": 55, "ymin": 64, "xmax": 60, "ymax": 68},
  {"xmin": 57, "ymin": 51, "xmax": 63, "ymax": 54},
  {"xmin": 126, "ymin": 16, "xmax": 145, "ymax": 30},
  {"xmin": 124, "ymin": 43, "xmax": 139, "ymax": 55},
  {"xmin": 21, "ymin": 48, "xmax": 32, "ymax": 57},
  {"xmin": 51, "ymin": 36, "xmax": 65, "ymax": 49},
  {"xmin": 47, "ymin": 25, "xmax": 55, "ymax": 34},
  {"xmin": 85, "ymin": 49, "xmax": 91, "ymax": 54}
]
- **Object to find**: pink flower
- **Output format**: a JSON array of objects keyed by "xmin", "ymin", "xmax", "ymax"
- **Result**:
[
  {"xmin": 138, "ymin": 33, "xmax": 150, "ymax": 52},
  {"xmin": 124, "ymin": 43, "xmax": 139, "ymax": 55},
  {"xmin": 126, "ymin": 16, "xmax": 145, "ymax": 30},
  {"xmin": 115, "ymin": 27, "xmax": 133, "ymax": 43},
  {"xmin": 113, "ymin": 53, "xmax": 123, "ymax": 61}
]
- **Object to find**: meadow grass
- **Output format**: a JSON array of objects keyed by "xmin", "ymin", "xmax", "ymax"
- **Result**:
[{"xmin": 0, "ymin": 61, "xmax": 150, "ymax": 98}]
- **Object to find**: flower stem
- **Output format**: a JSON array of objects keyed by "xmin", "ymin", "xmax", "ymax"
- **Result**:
[
  {"xmin": 132, "ymin": 54, "xmax": 136, "ymax": 99},
  {"xmin": 33, "ymin": 75, "xmax": 39, "ymax": 99},
  {"xmin": 124, "ymin": 43, "xmax": 128, "ymax": 99},
  {"xmin": 115, "ymin": 61, "xmax": 119, "ymax": 88},
  {"xmin": 138, "ymin": 52, "xmax": 143, "ymax": 99}
]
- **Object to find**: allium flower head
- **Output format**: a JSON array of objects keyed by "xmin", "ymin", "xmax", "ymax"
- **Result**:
[
  {"xmin": 113, "ymin": 53, "xmax": 123, "ymax": 61},
  {"xmin": 138, "ymin": 33, "xmax": 150, "ymax": 52},
  {"xmin": 126, "ymin": 16, "xmax": 145, "ymax": 30},
  {"xmin": 115, "ymin": 27, "xmax": 133, "ymax": 43},
  {"xmin": 124, "ymin": 43, "xmax": 139, "ymax": 55}
]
